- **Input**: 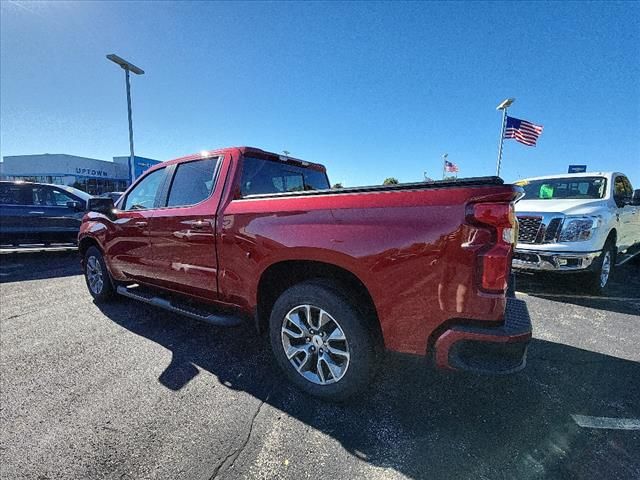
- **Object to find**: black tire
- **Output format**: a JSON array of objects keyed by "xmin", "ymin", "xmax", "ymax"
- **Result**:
[
  {"xmin": 586, "ymin": 239, "xmax": 615, "ymax": 294},
  {"xmin": 269, "ymin": 280, "xmax": 378, "ymax": 401},
  {"xmin": 84, "ymin": 246, "xmax": 116, "ymax": 302}
]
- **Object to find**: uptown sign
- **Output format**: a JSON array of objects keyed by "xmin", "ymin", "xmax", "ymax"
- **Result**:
[{"xmin": 75, "ymin": 167, "xmax": 110, "ymax": 177}]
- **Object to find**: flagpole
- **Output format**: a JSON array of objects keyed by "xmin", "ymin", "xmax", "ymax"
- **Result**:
[
  {"xmin": 495, "ymin": 98, "xmax": 515, "ymax": 177},
  {"xmin": 442, "ymin": 153, "xmax": 447, "ymax": 180}
]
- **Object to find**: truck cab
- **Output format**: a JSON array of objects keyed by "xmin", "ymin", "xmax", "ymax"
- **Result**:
[{"xmin": 512, "ymin": 171, "xmax": 640, "ymax": 292}]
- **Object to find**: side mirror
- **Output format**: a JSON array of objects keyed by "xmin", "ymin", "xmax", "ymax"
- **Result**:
[
  {"xmin": 66, "ymin": 200, "xmax": 83, "ymax": 211},
  {"xmin": 614, "ymin": 193, "xmax": 630, "ymax": 208},
  {"xmin": 87, "ymin": 197, "xmax": 116, "ymax": 218},
  {"xmin": 632, "ymin": 189, "xmax": 640, "ymax": 206}
]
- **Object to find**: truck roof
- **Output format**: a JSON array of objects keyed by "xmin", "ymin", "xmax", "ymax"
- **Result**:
[
  {"xmin": 518, "ymin": 171, "xmax": 624, "ymax": 182},
  {"xmin": 161, "ymin": 146, "xmax": 327, "ymax": 172}
]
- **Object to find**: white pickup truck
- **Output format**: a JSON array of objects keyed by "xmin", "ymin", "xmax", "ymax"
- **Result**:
[{"xmin": 512, "ymin": 171, "xmax": 640, "ymax": 292}]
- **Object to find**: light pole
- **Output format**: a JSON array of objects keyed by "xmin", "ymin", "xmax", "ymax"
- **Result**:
[
  {"xmin": 106, "ymin": 54, "xmax": 144, "ymax": 184},
  {"xmin": 495, "ymin": 97, "xmax": 515, "ymax": 177}
]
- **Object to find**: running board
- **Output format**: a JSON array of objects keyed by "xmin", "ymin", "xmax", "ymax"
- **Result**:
[
  {"xmin": 616, "ymin": 247, "xmax": 640, "ymax": 266},
  {"xmin": 116, "ymin": 285, "xmax": 241, "ymax": 327}
]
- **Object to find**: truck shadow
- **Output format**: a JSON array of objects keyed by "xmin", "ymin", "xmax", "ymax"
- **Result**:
[
  {"xmin": 516, "ymin": 262, "xmax": 640, "ymax": 316},
  {"xmin": 96, "ymin": 300, "xmax": 640, "ymax": 479}
]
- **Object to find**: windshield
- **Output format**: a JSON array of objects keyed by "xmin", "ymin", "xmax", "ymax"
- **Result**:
[
  {"xmin": 58, "ymin": 185, "xmax": 92, "ymax": 201},
  {"xmin": 518, "ymin": 176, "xmax": 607, "ymax": 200}
]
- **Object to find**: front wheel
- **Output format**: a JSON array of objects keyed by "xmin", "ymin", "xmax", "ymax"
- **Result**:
[
  {"xmin": 84, "ymin": 246, "xmax": 116, "ymax": 302},
  {"xmin": 586, "ymin": 241, "xmax": 615, "ymax": 294},
  {"xmin": 269, "ymin": 280, "xmax": 377, "ymax": 401}
]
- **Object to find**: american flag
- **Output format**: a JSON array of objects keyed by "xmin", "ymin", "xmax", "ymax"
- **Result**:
[
  {"xmin": 444, "ymin": 160, "xmax": 459, "ymax": 173},
  {"xmin": 504, "ymin": 116, "xmax": 544, "ymax": 146}
]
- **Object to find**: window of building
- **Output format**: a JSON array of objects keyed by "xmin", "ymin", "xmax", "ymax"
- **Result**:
[
  {"xmin": 166, "ymin": 158, "xmax": 218, "ymax": 207},
  {"xmin": 122, "ymin": 168, "xmax": 166, "ymax": 210}
]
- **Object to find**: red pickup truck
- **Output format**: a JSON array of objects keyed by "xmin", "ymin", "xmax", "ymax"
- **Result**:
[{"xmin": 79, "ymin": 146, "xmax": 531, "ymax": 400}]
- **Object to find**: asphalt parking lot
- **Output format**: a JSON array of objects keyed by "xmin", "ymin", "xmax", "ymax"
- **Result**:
[{"xmin": 1, "ymin": 251, "xmax": 639, "ymax": 480}]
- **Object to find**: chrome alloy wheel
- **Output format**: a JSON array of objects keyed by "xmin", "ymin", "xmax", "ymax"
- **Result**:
[
  {"xmin": 600, "ymin": 250, "xmax": 612, "ymax": 288},
  {"xmin": 281, "ymin": 304, "xmax": 350, "ymax": 385},
  {"xmin": 86, "ymin": 255, "xmax": 104, "ymax": 295}
]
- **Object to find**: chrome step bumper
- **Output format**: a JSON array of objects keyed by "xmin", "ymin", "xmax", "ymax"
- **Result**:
[{"xmin": 512, "ymin": 249, "xmax": 600, "ymax": 272}]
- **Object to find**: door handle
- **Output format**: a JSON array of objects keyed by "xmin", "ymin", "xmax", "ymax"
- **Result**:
[
  {"xmin": 183, "ymin": 219, "xmax": 209, "ymax": 229},
  {"xmin": 134, "ymin": 221, "xmax": 148, "ymax": 227},
  {"xmin": 29, "ymin": 211, "xmax": 45, "ymax": 215}
]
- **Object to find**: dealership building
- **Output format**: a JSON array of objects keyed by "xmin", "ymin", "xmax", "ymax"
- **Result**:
[{"xmin": 0, "ymin": 153, "xmax": 161, "ymax": 195}]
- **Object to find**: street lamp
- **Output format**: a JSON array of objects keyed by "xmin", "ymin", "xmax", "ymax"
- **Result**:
[
  {"xmin": 496, "ymin": 98, "xmax": 515, "ymax": 111},
  {"xmin": 495, "ymin": 97, "xmax": 515, "ymax": 177},
  {"xmin": 106, "ymin": 54, "xmax": 144, "ymax": 184}
]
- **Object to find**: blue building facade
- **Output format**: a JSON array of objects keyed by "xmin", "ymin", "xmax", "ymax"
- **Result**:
[{"xmin": 1, "ymin": 153, "xmax": 162, "ymax": 195}]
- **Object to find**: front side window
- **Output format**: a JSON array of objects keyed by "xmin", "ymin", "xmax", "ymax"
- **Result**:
[
  {"xmin": 123, "ymin": 168, "xmax": 166, "ymax": 211},
  {"xmin": 49, "ymin": 188, "xmax": 77, "ymax": 206},
  {"xmin": 614, "ymin": 176, "xmax": 633, "ymax": 205},
  {"xmin": 519, "ymin": 177, "xmax": 607, "ymax": 200},
  {"xmin": 29, "ymin": 186, "xmax": 74, "ymax": 206},
  {"xmin": 240, "ymin": 157, "xmax": 330, "ymax": 196},
  {"xmin": 166, "ymin": 158, "xmax": 218, "ymax": 207}
]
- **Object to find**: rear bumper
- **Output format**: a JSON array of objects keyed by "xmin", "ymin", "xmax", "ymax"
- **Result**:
[
  {"xmin": 434, "ymin": 297, "xmax": 532, "ymax": 374},
  {"xmin": 512, "ymin": 248, "xmax": 600, "ymax": 272}
]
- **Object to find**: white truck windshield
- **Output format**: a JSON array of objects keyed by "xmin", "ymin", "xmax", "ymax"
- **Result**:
[{"xmin": 519, "ymin": 177, "xmax": 607, "ymax": 200}]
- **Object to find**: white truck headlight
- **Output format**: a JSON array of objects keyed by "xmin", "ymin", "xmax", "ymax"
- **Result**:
[{"xmin": 558, "ymin": 216, "xmax": 601, "ymax": 242}]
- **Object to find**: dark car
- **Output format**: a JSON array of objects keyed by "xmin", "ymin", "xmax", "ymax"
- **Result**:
[{"xmin": 0, "ymin": 181, "xmax": 92, "ymax": 246}]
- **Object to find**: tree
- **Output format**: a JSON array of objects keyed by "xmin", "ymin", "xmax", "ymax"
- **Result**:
[
  {"xmin": 383, "ymin": 177, "xmax": 399, "ymax": 185},
  {"xmin": 332, "ymin": 183, "xmax": 344, "ymax": 189}
]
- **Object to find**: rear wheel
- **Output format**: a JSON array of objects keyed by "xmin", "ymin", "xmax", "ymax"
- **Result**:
[
  {"xmin": 84, "ymin": 246, "xmax": 116, "ymax": 301},
  {"xmin": 269, "ymin": 280, "xmax": 377, "ymax": 401}
]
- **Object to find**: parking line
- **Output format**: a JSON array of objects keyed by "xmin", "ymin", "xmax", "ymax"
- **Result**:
[
  {"xmin": 517, "ymin": 292, "xmax": 640, "ymax": 302},
  {"xmin": 571, "ymin": 415, "xmax": 640, "ymax": 430}
]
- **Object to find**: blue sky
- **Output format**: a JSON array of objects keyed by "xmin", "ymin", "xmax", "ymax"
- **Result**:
[{"xmin": 1, "ymin": 1, "xmax": 638, "ymax": 187}]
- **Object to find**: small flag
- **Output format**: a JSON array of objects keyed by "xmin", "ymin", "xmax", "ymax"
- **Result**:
[
  {"xmin": 504, "ymin": 116, "xmax": 544, "ymax": 146},
  {"xmin": 444, "ymin": 160, "xmax": 459, "ymax": 173}
]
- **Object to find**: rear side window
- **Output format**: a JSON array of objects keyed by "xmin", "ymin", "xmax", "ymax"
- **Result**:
[
  {"xmin": 240, "ymin": 157, "xmax": 329, "ymax": 196},
  {"xmin": 0, "ymin": 184, "xmax": 28, "ymax": 205},
  {"xmin": 166, "ymin": 158, "xmax": 218, "ymax": 207},
  {"xmin": 123, "ymin": 168, "xmax": 166, "ymax": 211}
]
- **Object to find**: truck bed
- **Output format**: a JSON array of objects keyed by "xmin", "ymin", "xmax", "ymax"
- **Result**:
[{"xmin": 243, "ymin": 176, "xmax": 504, "ymax": 199}]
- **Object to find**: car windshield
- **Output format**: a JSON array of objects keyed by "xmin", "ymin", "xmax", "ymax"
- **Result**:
[
  {"xmin": 518, "ymin": 176, "xmax": 607, "ymax": 200},
  {"xmin": 58, "ymin": 185, "xmax": 92, "ymax": 201}
]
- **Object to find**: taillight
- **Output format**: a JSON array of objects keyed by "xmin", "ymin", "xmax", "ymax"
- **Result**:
[{"xmin": 470, "ymin": 202, "xmax": 517, "ymax": 293}]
